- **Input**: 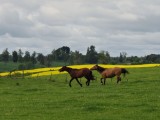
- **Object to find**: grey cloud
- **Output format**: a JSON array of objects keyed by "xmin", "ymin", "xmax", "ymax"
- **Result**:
[{"xmin": 0, "ymin": 0, "xmax": 160, "ymax": 56}]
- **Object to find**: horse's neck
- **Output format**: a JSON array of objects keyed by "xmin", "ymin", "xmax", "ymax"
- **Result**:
[
  {"xmin": 65, "ymin": 67, "xmax": 73, "ymax": 73},
  {"xmin": 97, "ymin": 67, "xmax": 106, "ymax": 73},
  {"xmin": 65, "ymin": 68, "xmax": 78, "ymax": 77},
  {"xmin": 66, "ymin": 67, "xmax": 79, "ymax": 74}
]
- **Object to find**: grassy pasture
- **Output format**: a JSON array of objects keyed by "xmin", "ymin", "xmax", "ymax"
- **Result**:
[{"xmin": 0, "ymin": 67, "xmax": 160, "ymax": 120}]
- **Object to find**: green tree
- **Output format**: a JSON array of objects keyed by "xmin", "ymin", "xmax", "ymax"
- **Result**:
[
  {"xmin": 1, "ymin": 48, "xmax": 9, "ymax": 62},
  {"xmin": 119, "ymin": 52, "xmax": 127, "ymax": 63},
  {"xmin": 52, "ymin": 46, "xmax": 70, "ymax": 62},
  {"xmin": 31, "ymin": 51, "xmax": 37, "ymax": 64},
  {"xmin": 24, "ymin": 51, "xmax": 31, "ymax": 62},
  {"xmin": 70, "ymin": 51, "xmax": 84, "ymax": 64},
  {"xmin": 37, "ymin": 53, "xmax": 45, "ymax": 65},
  {"xmin": 127, "ymin": 56, "xmax": 142, "ymax": 64},
  {"xmin": 98, "ymin": 51, "xmax": 110, "ymax": 64},
  {"xmin": 46, "ymin": 54, "xmax": 53, "ymax": 67},
  {"xmin": 18, "ymin": 49, "xmax": 23, "ymax": 63},
  {"xmin": 85, "ymin": 45, "xmax": 98, "ymax": 64},
  {"xmin": 12, "ymin": 51, "xmax": 18, "ymax": 63},
  {"xmin": 145, "ymin": 54, "xmax": 160, "ymax": 63}
]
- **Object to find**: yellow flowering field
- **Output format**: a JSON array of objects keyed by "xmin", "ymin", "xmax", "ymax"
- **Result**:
[
  {"xmin": 0, "ymin": 64, "xmax": 160, "ymax": 77},
  {"xmin": 68, "ymin": 64, "xmax": 160, "ymax": 69}
]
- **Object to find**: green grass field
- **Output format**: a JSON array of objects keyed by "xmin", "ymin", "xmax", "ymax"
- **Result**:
[{"xmin": 0, "ymin": 67, "xmax": 160, "ymax": 120}]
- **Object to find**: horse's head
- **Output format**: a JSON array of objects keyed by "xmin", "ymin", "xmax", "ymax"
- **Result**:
[
  {"xmin": 59, "ymin": 66, "xmax": 68, "ymax": 72},
  {"xmin": 90, "ymin": 64, "xmax": 99, "ymax": 70},
  {"xmin": 90, "ymin": 64, "xmax": 106, "ymax": 73}
]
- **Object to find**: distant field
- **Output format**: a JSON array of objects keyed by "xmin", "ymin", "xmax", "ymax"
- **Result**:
[
  {"xmin": 0, "ymin": 66, "xmax": 160, "ymax": 120},
  {"xmin": 0, "ymin": 64, "xmax": 160, "ymax": 77}
]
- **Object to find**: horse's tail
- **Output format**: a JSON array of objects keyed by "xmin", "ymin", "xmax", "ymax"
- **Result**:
[
  {"xmin": 121, "ymin": 68, "xmax": 129, "ymax": 77},
  {"xmin": 89, "ymin": 71, "xmax": 95, "ymax": 80}
]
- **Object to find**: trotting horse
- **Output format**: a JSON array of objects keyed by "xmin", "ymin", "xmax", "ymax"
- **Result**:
[
  {"xmin": 59, "ymin": 66, "xmax": 95, "ymax": 87},
  {"xmin": 90, "ymin": 64, "xmax": 129, "ymax": 85}
]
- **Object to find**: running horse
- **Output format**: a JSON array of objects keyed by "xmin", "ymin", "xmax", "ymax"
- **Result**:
[
  {"xmin": 90, "ymin": 65, "xmax": 129, "ymax": 85},
  {"xmin": 59, "ymin": 66, "xmax": 95, "ymax": 87}
]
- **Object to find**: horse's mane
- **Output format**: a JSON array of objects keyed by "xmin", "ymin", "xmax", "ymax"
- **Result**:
[
  {"xmin": 65, "ymin": 66, "xmax": 79, "ymax": 71},
  {"xmin": 96, "ymin": 65, "xmax": 106, "ymax": 73}
]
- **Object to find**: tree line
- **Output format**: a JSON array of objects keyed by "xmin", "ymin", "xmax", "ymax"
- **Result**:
[{"xmin": 0, "ymin": 45, "xmax": 160, "ymax": 70}]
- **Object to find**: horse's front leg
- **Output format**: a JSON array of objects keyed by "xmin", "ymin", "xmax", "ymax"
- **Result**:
[
  {"xmin": 117, "ymin": 76, "xmax": 121, "ymax": 84},
  {"xmin": 69, "ymin": 78, "xmax": 74, "ymax": 87},
  {"xmin": 76, "ymin": 78, "xmax": 82, "ymax": 87},
  {"xmin": 103, "ymin": 78, "xmax": 106, "ymax": 85}
]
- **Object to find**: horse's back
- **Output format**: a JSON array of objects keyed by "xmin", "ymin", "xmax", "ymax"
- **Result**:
[
  {"xmin": 102, "ymin": 67, "xmax": 122, "ymax": 78},
  {"xmin": 73, "ymin": 68, "xmax": 90, "ymax": 78},
  {"xmin": 113, "ymin": 67, "xmax": 122, "ymax": 74},
  {"xmin": 81, "ymin": 68, "xmax": 91, "ymax": 75}
]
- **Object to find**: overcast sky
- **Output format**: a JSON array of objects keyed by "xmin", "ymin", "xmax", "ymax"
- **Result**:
[{"xmin": 0, "ymin": 0, "xmax": 160, "ymax": 56}]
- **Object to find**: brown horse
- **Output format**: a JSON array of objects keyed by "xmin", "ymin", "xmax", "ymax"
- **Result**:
[
  {"xmin": 90, "ymin": 65, "xmax": 129, "ymax": 85},
  {"xmin": 59, "ymin": 66, "xmax": 95, "ymax": 87}
]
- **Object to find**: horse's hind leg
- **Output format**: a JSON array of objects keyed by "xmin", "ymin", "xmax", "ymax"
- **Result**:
[
  {"xmin": 85, "ymin": 76, "xmax": 90, "ymax": 86},
  {"xmin": 86, "ymin": 80, "xmax": 89, "ymax": 86},
  {"xmin": 124, "ymin": 77, "xmax": 128, "ymax": 82},
  {"xmin": 104, "ymin": 78, "xmax": 107, "ymax": 85},
  {"xmin": 100, "ymin": 78, "xmax": 103, "ymax": 85},
  {"xmin": 76, "ymin": 78, "xmax": 82, "ymax": 87},
  {"xmin": 123, "ymin": 74, "xmax": 128, "ymax": 82},
  {"xmin": 101, "ymin": 78, "xmax": 106, "ymax": 85}
]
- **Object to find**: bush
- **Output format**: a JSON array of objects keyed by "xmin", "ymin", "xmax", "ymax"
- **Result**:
[
  {"xmin": 18, "ymin": 62, "xmax": 35, "ymax": 70},
  {"xmin": 18, "ymin": 64, "xmax": 26, "ymax": 70},
  {"xmin": 26, "ymin": 62, "xmax": 35, "ymax": 70}
]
